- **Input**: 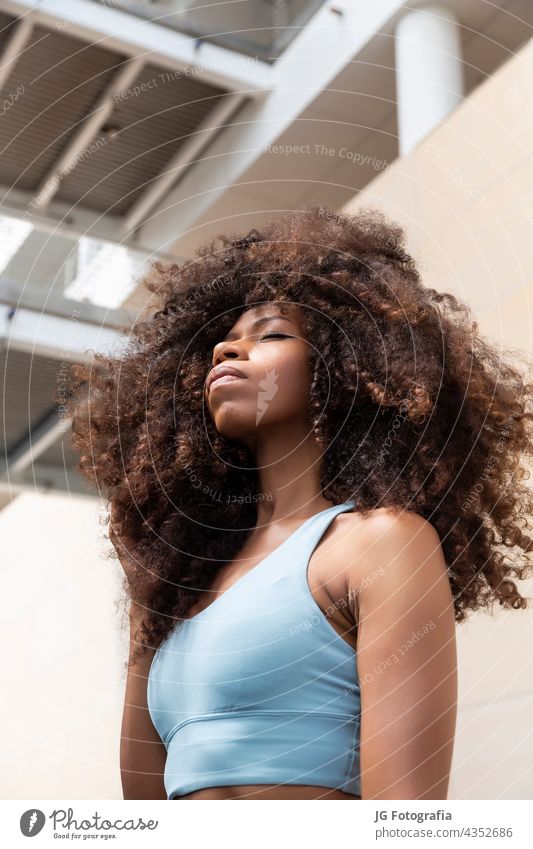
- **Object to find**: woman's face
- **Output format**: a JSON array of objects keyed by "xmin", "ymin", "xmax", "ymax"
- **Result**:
[{"xmin": 204, "ymin": 303, "xmax": 312, "ymax": 443}]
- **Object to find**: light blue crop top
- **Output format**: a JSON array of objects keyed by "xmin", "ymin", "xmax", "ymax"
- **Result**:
[{"xmin": 147, "ymin": 500, "xmax": 361, "ymax": 799}]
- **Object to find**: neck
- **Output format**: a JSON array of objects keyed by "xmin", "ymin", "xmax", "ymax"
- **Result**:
[{"xmin": 251, "ymin": 420, "xmax": 333, "ymax": 526}]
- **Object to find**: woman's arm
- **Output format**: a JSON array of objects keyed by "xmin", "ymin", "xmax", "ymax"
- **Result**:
[
  {"xmin": 347, "ymin": 509, "xmax": 458, "ymax": 799},
  {"xmin": 110, "ymin": 499, "xmax": 167, "ymax": 799},
  {"xmin": 120, "ymin": 606, "xmax": 167, "ymax": 800}
]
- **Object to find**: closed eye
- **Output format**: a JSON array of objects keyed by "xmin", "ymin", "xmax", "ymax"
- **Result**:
[{"xmin": 258, "ymin": 332, "xmax": 292, "ymax": 340}]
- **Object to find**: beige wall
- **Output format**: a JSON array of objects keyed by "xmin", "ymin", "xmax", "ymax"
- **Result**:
[
  {"xmin": 344, "ymin": 35, "xmax": 533, "ymax": 799},
  {"xmin": 344, "ymin": 35, "xmax": 533, "ymax": 355},
  {"xmin": 0, "ymin": 492, "xmax": 126, "ymax": 799}
]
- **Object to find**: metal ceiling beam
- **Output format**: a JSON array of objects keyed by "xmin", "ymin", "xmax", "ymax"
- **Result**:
[
  {"xmin": 0, "ymin": 462, "xmax": 95, "ymax": 498},
  {"xmin": 0, "ymin": 278, "xmax": 132, "ymax": 329},
  {"xmin": 0, "ymin": 10, "xmax": 34, "ymax": 90},
  {"xmin": 32, "ymin": 56, "xmax": 145, "ymax": 212},
  {"xmin": 0, "ymin": 304, "xmax": 126, "ymax": 362},
  {"xmin": 122, "ymin": 90, "xmax": 247, "ymax": 237},
  {"xmin": 0, "ymin": 184, "xmax": 125, "ymax": 242},
  {"xmin": 2, "ymin": 0, "xmax": 272, "ymax": 95},
  {"xmin": 0, "ymin": 191, "xmax": 159, "ymax": 253},
  {"xmin": 1, "ymin": 408, "xmax": 69, "ymax": 476}
]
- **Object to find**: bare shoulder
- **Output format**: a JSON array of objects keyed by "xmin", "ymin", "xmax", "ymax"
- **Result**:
[
  {"xmin": 339, "ymin": 503, "xmax": 439, "ymax": 534},
  {"xmin": 336, "ymin": 500, "xmax": 440, "ymax": 547},
  {"xmin": 333, "ymin": 506, "xmax": 450, "ymax": 612}
]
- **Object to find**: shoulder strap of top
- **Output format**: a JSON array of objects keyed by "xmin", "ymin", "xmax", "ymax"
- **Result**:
[
  {"xmin": 287, "ymin": 499, "xmax": 356, "ymax": 559},
  {"xmin": 259, "ymin": 499, "xmax": 355, "ymax": 586}
]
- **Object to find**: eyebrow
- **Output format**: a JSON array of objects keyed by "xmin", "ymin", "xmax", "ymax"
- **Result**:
[{"xmin": 222, "ymin": 315, "xmax": 294, "ymax": 342}]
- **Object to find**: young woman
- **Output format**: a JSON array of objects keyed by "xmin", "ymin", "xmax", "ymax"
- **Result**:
[{"xmin": 67, "ymin": 205, "xmax": 533, "ymax": 800}]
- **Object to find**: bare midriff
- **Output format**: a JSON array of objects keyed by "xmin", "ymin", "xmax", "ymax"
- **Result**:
[{"xmin": 173, "ymin": 784, "xmax": 360, "ymax": 799}]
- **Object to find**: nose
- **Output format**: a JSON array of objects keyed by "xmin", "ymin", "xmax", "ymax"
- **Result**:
[{"xmin": 212, "ymin": 338, "xmax": 248, "ymax": 367}]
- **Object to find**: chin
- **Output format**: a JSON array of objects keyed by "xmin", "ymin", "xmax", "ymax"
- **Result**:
[{"xmin": 211, "ymin": 408, "xmax": 257, "ymax": 442}]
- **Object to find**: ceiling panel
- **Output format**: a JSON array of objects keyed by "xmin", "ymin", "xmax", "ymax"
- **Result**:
[
  {"xmin": 54, "ymin": 62, "xmax": 230, "ymax": 215},
  {"xmin": 0, "ymin": 25, "xmax": 125, "ymax": 193}
]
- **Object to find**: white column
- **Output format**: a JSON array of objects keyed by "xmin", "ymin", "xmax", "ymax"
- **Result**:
[{"xmin": 394, "ymin": 4, "xmax": 464, "ymax": 156}]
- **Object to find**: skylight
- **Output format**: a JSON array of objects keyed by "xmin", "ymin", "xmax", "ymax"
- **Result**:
[
  {"xmin": 91, "ymin": 0, "xmax": 327, "ymax": 61},
  {"xmin": 0, "ymin": 216, "xmax": 33, "ymax": 276},
  {"xmin": 63, "ymin": 236, "xmax": 149, "ymax": 310}
]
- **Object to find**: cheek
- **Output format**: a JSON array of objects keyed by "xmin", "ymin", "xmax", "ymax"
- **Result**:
[{"xmin": 259, "ymin": 345, "xmax": 311, "ymax": 415}]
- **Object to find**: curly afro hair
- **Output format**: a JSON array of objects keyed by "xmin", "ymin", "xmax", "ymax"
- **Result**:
[{"xmin": 65, "ymin": 204, "xmax": 533, "ymax": 670}]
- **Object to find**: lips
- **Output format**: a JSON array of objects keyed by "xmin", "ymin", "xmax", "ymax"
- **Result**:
[{"xmin": 206, "ymin": 364, "xmax": 247, "ymax": 392}]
